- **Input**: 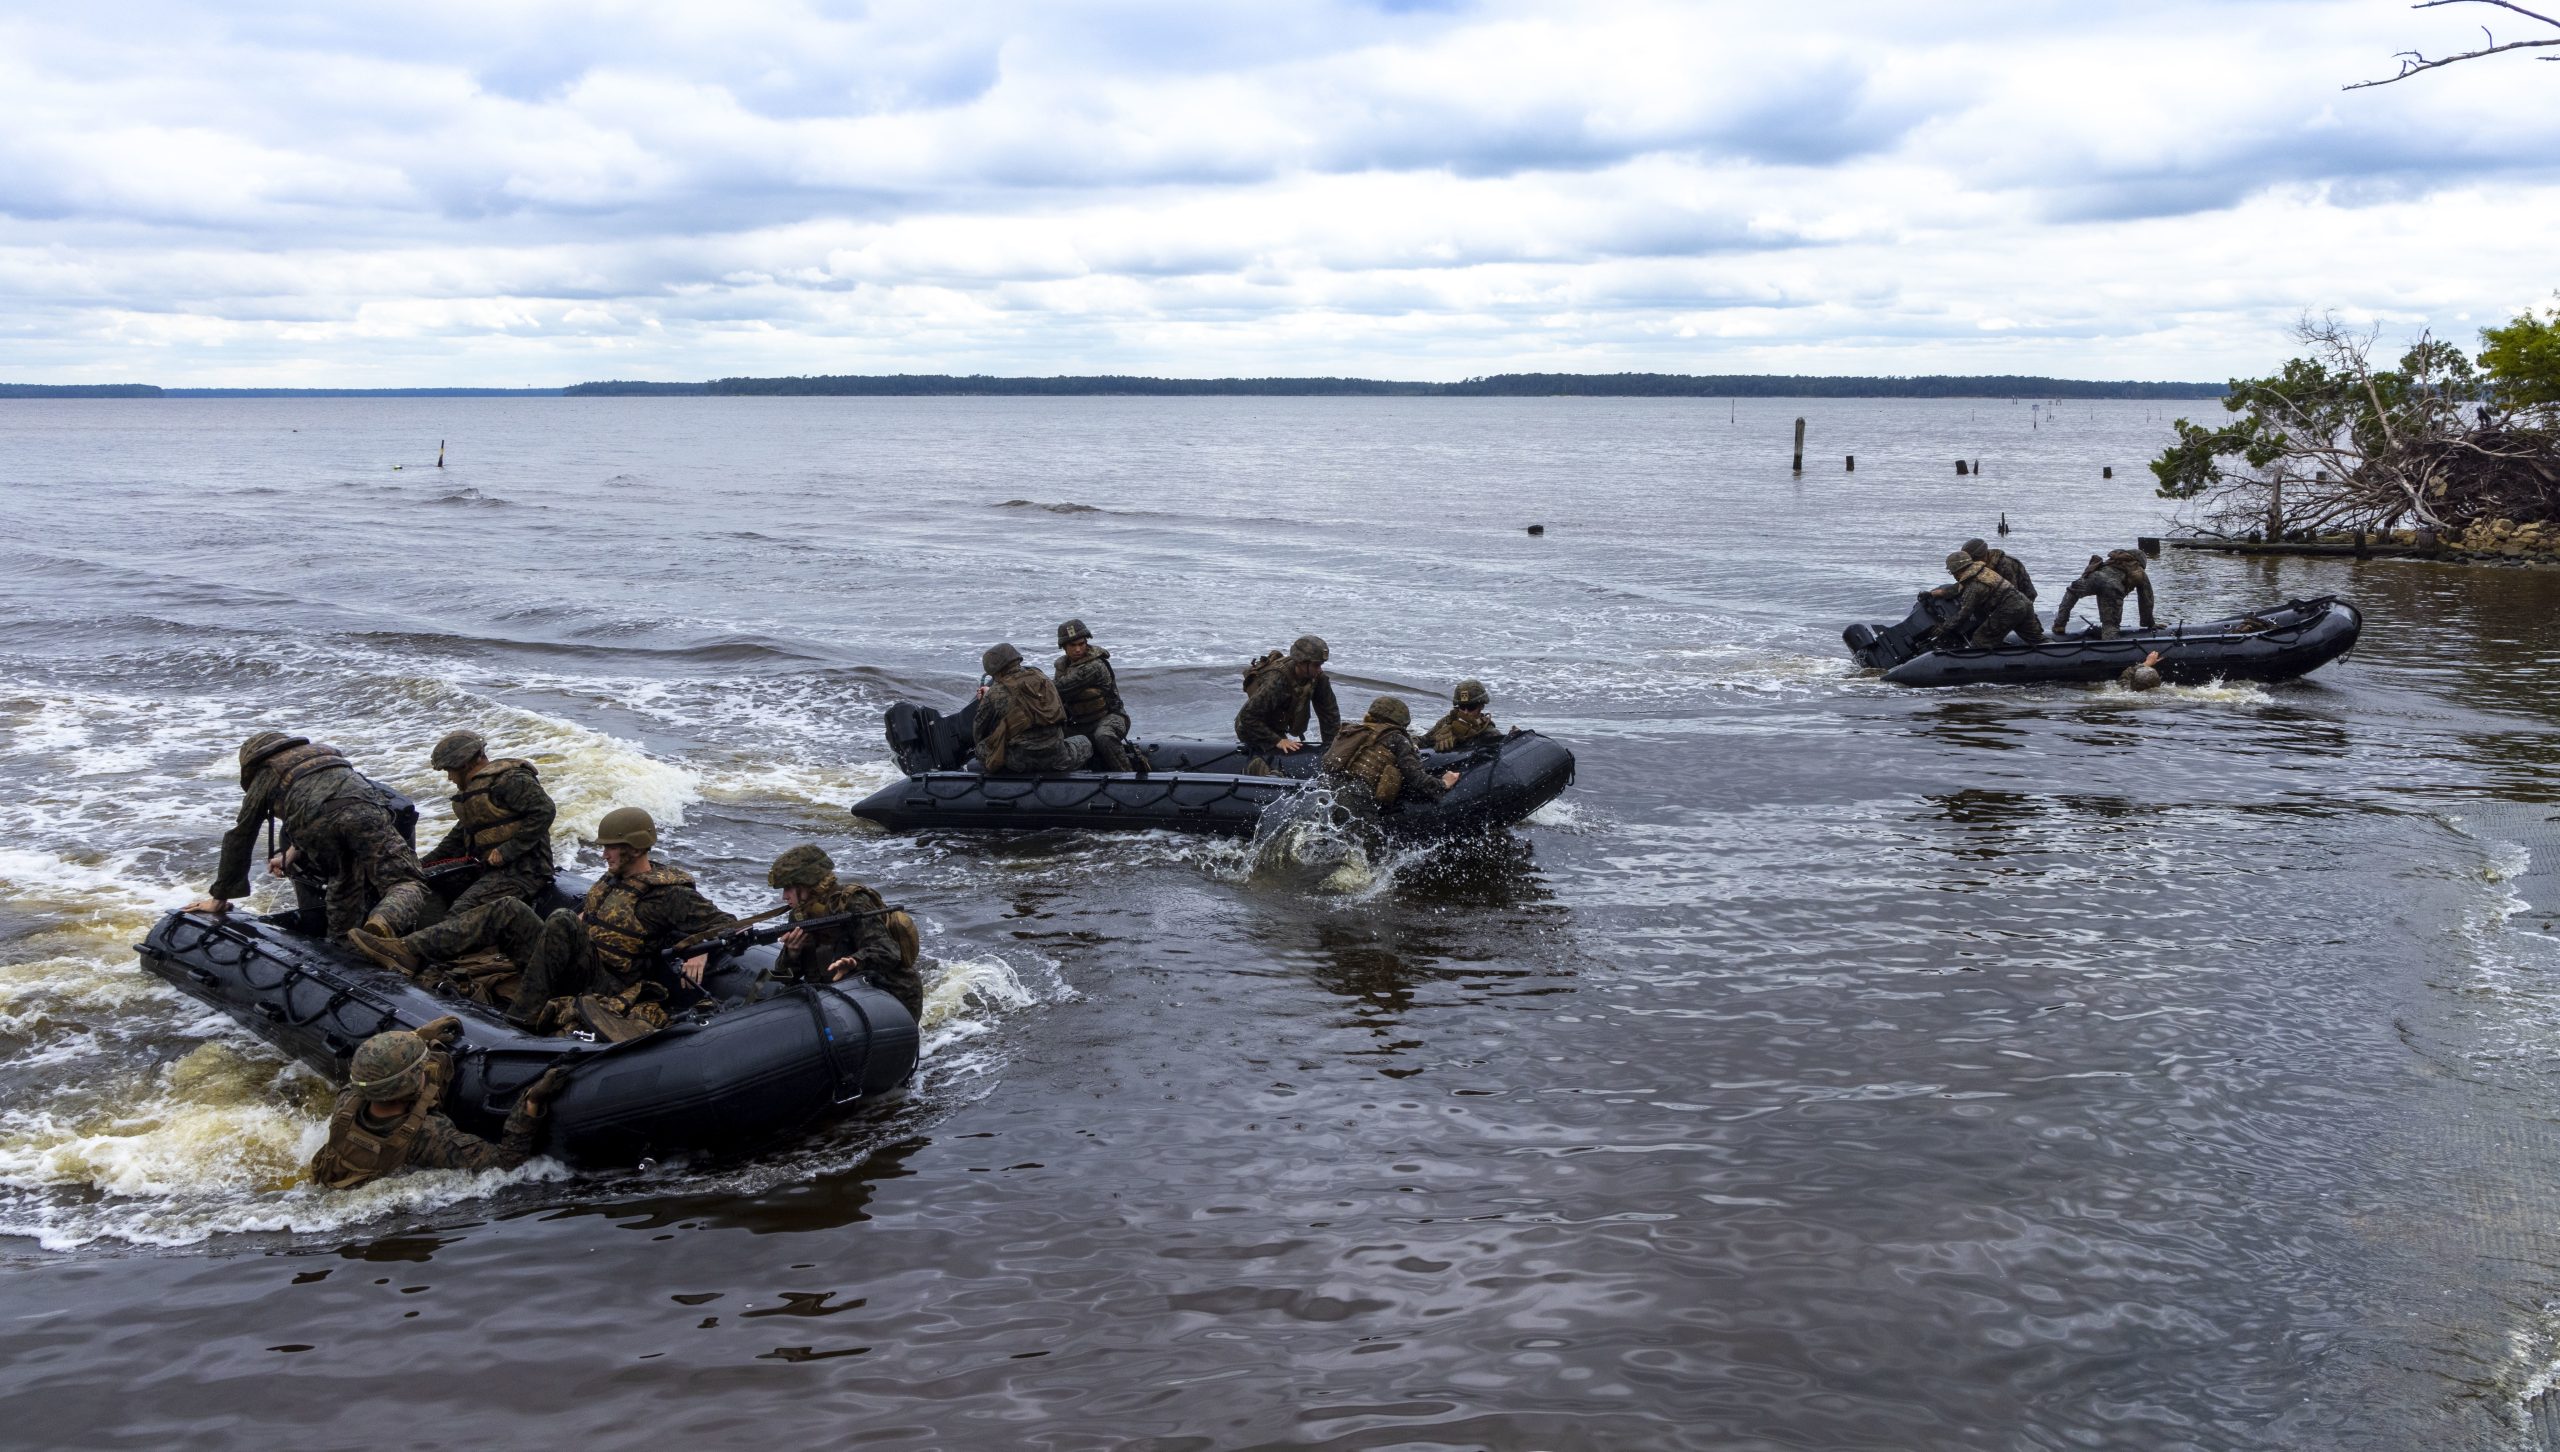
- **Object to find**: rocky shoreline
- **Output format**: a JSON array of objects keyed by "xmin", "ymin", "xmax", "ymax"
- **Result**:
[{"xmin": 2169, "ymin": 517, "xmax": 2560, "ymax": 565}]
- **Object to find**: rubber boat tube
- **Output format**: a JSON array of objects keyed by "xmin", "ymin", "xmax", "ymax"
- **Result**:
[
  {"xmin": 135, "ymin": 868, "xmax": 919, "ymax": 1167},
  {"xmin": 857, "ymin": 701, "xmax": 1574, "ymax": 838},
  {"xmin": 1842, "ymin": 594, "xmax": 2361, "ymax": 687}
]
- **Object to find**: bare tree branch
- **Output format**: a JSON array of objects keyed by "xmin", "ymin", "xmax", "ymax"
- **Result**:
[{"xmin": 2347, "ymin": 0, "xmax": 2560, "ymax": 88}]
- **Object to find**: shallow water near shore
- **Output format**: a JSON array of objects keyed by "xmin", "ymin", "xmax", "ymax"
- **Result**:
[{"xmin": 5, "ymin": 395, "xmax": 2560, "ymax": 1448}]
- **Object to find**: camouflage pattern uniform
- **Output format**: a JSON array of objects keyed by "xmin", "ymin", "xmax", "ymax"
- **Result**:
[
  {"xmin": 2054, "ymin": 549, "xmax": 2158, "ymax": 639},
  {"xmin": 768, "ymin": 845, "xmax": 923, "ymax": 1020},
  {"xmin": 401, "ymin": 816, "xmax": 731, "ymax": 1023},
  {"xmin": 424, "ymin": 731, "xmax": 557, "ymax": 916},
  {"xmin": 1052, "ymin": 620, "xmax": 1134, "ymax": 772},
  {"xmin": 308, "ymin": 1022, "xmax": 544, "ymax": 1189},
  {"xmin": 1236, "ymin": 635, "xmax": 1341, "ymax": 768},
  {"xmin": 1962, "ymin": 539, "xmax": 2037, "ymax": 600},
  {"xmin": 1938, "ymin": 553, "xmax": 2047, "ymax": 649},
  {"xmin": 211, "ymin": 732, "xmax": 428, "ymax": 939},
  {"xmin": 1321, "ymin": 696, "xmax": 1449, "ymax": 813},
  {"xmin": 974, "ymin": 643, "xmax": 1093, "ymax": 775},
  {"xmin": 1422, "ymin": 680, "xmax": 1498, "ymax": 752}
]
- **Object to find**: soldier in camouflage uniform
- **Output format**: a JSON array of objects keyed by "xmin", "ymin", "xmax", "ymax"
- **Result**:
[
  {"xmin": 308, "ymin": 1017, "xmax": 566, "ymax": 1189},
  {"xmin": 972, "ymin": 643, "xmax": 1092, "ymax": 775},
  {"xmin": 2117, "ymin": 650, "xmax": 2166, "ymax": 692},
  {"xmin": 1235, "ymin": 635, "xmax": 1341, "ymax": 772},
  {"xmin": 1052, "ymin": 619, "xmax": 1136, "ymax": 772},
  {"xmin": 1934, "ymin": 551, "xmax": 2048, "ymax": 650},
  {"xmin": 2053, "ymin": 549, "xmax": 2159, "ymax": 639},
  {"xmin": 1422, "ymin": 680, "xmax": 1499, "ymax": 752},
  {"xmin": 354, "ymin": 807, "xmax": 731, "ymax": 1030},
  {"xmin": 421, "ymin": 730, "xmax": 557, "ymax": 916},
  {"xmin": 1321, "ymin": 696, "xmax": 1460, "ymax": 814},
  {"xmin": 1960, "ymin": 538, "xmax": 2037, "ymax": 600},
  {"xmin": 188, "ymin": 731, "xmax": 429, "ymax": 940},
  {"xmin": 767, "ymin": 845, "xmax": 924, "ymax": 1020}
]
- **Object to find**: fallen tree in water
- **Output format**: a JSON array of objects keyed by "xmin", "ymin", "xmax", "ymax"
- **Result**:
[{"xmin": 2151, "ymin": 312, "xmax": 2560, "ymax": 542}]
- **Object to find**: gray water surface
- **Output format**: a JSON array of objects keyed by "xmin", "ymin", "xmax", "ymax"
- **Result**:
[{"xmin": 3, "ymin": 396, "xmax": 2558, "ymax": 1450}]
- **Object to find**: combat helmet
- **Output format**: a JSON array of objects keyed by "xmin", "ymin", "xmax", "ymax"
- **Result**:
[
  {"xmin": 593, "ymin": 806, "xmax": 657, "ymax": 854},
  {"xmin": 1452, "ymin": 679, "xmax": 1490, "ymax": 709},
  {"xmin": 982, "ymin": 642, "xmax": 1023, "ymax": 676},
  {"xmin": 1961, "ymin": 538, "xmax": 1990, "ymax": 558},
  {"xmin": 237, "ymin": 730, "xmax": 308, "ymax": 786},
  {"xmin": 768, "ymin": 844, "xmax": 836, "ymax": 890},
  {"xmin": 430, "ymin": 729, "xmax": 487, "ymax": 772},
  {"xmin": 2128, "ymin": 665, "xmax": 2164, "ymax": 692},
  {"xmin": 1944, "ymin": 551, "xmax": 1976, "ymax": 579},
  {"xmin": 1364, "ymin": 695, "xmax": 1412, "ymax": 728},
  {"xmin": 347, "ymin": 1029, "xmax": 433, "ymax": 1104},
  {"xmin": 1056, "ymin": 619, "xmax": 1091, "ymax": 648},
  {"xmin": 1289, "ymin": 634, "xmax": 1329, "ymax": 665}
]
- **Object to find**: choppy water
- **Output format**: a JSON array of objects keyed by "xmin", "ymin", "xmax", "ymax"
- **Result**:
[{"xmin": 4, "ymin": 396, "xmax": 2559, "ymax": 1448}]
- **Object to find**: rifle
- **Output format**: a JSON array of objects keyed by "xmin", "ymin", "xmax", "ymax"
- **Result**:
[{"xmin": 662, "ymin": 905, "xmax": 906, "ymax": 963}]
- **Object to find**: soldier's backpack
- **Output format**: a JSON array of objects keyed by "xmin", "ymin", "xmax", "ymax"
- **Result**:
[{"xmin": 1241, "ymin": 650, "xmax": 1288, "ymax": 694}]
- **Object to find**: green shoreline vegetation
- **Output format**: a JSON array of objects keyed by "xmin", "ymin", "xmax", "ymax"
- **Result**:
[
  {"xmin": 1, "ymin": 373, "xmax": 2227, "ymax": 401},
  {"xmin": 2152, "ymin": 296, "xmax": 2560, "ymax": 553}
]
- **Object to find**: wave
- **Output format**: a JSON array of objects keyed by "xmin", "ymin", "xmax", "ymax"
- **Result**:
[{"xmin": 995, "ymin": 499, "xmax": 1103, "ymax": 513}]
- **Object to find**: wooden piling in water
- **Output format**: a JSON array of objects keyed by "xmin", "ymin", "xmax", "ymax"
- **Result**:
[
  {"xmin": 1792, "ymin": 418, "xmax": 1805, "ymax": 474},
  {"xmin": 2102, "ymin": 466, "xmax": 2112, "ymax": 479},
  {"xmin": 436, "ymin": 440, "xmax": 446, "ymax": 469},
  {"xmin": 1955, "ymin": 460, "xmax": 1969, "ymax": 476},
  {"xmin": 1845, "ymin": 455, "xmax": 1854, "ymax": 472}
]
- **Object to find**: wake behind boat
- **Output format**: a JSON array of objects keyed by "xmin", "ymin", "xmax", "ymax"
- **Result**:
[
  {"xmin": 1843, "ymin": 594, "xmax": 2362, "ymax": 687},
  {"xmin": 852, "ymin": 701, "xmax": 1574, "ymax": 837}
]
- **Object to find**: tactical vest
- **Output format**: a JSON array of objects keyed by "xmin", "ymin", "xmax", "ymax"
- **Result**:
[
  {"xmin": 1055, "ymin": 650, "xmax": 1119, "ymax": 725},
  {"xmin": 262, "ymin": 742, "xmax": 356, "ymax": 798},
  {"xmin": 578, "ymin": 865, "xmax": 696, "ymax": 978},
  {"xmin": 981, "ymin": 668, "xmax": 1067, "ymax": 772},
  {"xmin": 2104, "ymin": 548, "xmax": 2149, "ymax": 583},
  {"xmin": 449, "ymin": 759, "xmax": 548, "ymax": 859},
  {"xmin": 1242, "ymin": 650, "xmax": 1287, "ymax": 694},
  {"xmin": 1425, "ymin": 712, "xmax": 1495, "ymax": 752},
  {"xmin": 311, "ymin": 1051, "xmax": 454, "ymax": 1189},
  {"xmin": 1963, "ymin": 561, "xmax": 2022, "ymax": 603},
  {"xmin": 792, "ymin": 880, "xmax": 922, "ymax": 973},
  {"xmin": 1322, "ymin": 722, "xmax": 1406, "ymax": 804}
]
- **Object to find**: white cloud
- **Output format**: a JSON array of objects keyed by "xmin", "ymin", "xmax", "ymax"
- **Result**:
[{"xmin": 0, "ymin": 1, "xmax": 2552, "ymax": 384}]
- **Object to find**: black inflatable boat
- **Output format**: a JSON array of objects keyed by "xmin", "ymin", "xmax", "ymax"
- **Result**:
[
  {"xmin": 851, "ymin": 701, "xmax": 1574, "ymax": 838},
  {"xmin": 136, "ymin": 867, "xmax": 918, "ymax": 1168},
  {"xmin": 1843, "ymin": 594, "xmax": 2361, "ymax": 687}
]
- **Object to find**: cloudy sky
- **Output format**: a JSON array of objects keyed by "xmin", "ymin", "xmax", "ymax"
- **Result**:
[{"xmin": 3, "ymin": 1, "xmax": 2553, "ymax": 386}]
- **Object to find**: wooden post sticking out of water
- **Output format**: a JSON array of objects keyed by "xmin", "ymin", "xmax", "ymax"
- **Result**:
[
  {"xmin": 436, "ymin": 440, "xmax": 446, "ymax": 469},
  {"xmin": 1955, "ymin": 460, "xmax": 1969, "ymax": 476},
  {"xmin": 1791, "ymin": 418, "xmax": 1805, "ymax": 474},
  {"xmin": 1845, "ymin": 455, "xmax": 1855, "ymax": 472},
  {"xmin": 2102, "ymin": 466, "xmax": 2112, "ymax": 479}
]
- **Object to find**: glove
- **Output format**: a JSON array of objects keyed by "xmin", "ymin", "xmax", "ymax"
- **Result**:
[
  {"xmin": 415, "ymin": 1015, "xmax": 463, "ymax": 1046},
  {"xmin": 518, "ymin": 1066, "xmax": 573, "ymax": 1116}
]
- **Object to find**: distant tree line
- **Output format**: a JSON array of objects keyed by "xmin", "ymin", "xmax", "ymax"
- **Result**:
[{"xmin": 564, "ymin": 372, "xmax": 2225, "ymax": 399}]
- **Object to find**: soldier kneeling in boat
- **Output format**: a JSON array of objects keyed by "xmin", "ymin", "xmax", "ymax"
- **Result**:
[
  {"xmin": 353, "ymin": 807, "xmax": 731, "ymax": 1035},
  {"xmin": 767, "ymin": 845, "xmax": 924, "ymax": 1020},
  {"xmin": 1322, "ymin": 697, "xmax": 1459, "ymax": 815},
  {"xmin": 2053, "ymin": 548, "xmax": 2158, "ymax": 639},
  {"xmin": 189, "ymin": 732, "xmax": 431, "ymax": 942},
  {"xmin": 973, "ymin": 642, "xmax": 1092, "ymax": 775},
  {"xmin": 1422, "ymin": 679, "xmax": 1498, "ymax": 752},
  {"xmin": 309, "ymin": 1018, "xmax": 566, "ymax": 1189},
  {"xmin": 1053, "ymin": 619, "xmax": 1139, "ymax": 773},
  {"xmin": 1933, "ymin": 552, "xmax": 2047, "ymax": 649},
  {"xmin": 1236, "ymin": 635, "xmax": 1341, "ymax": 774},
  {"xmin": 421, "ymin": 730, "xmax": 558, "ymax": 916}
]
